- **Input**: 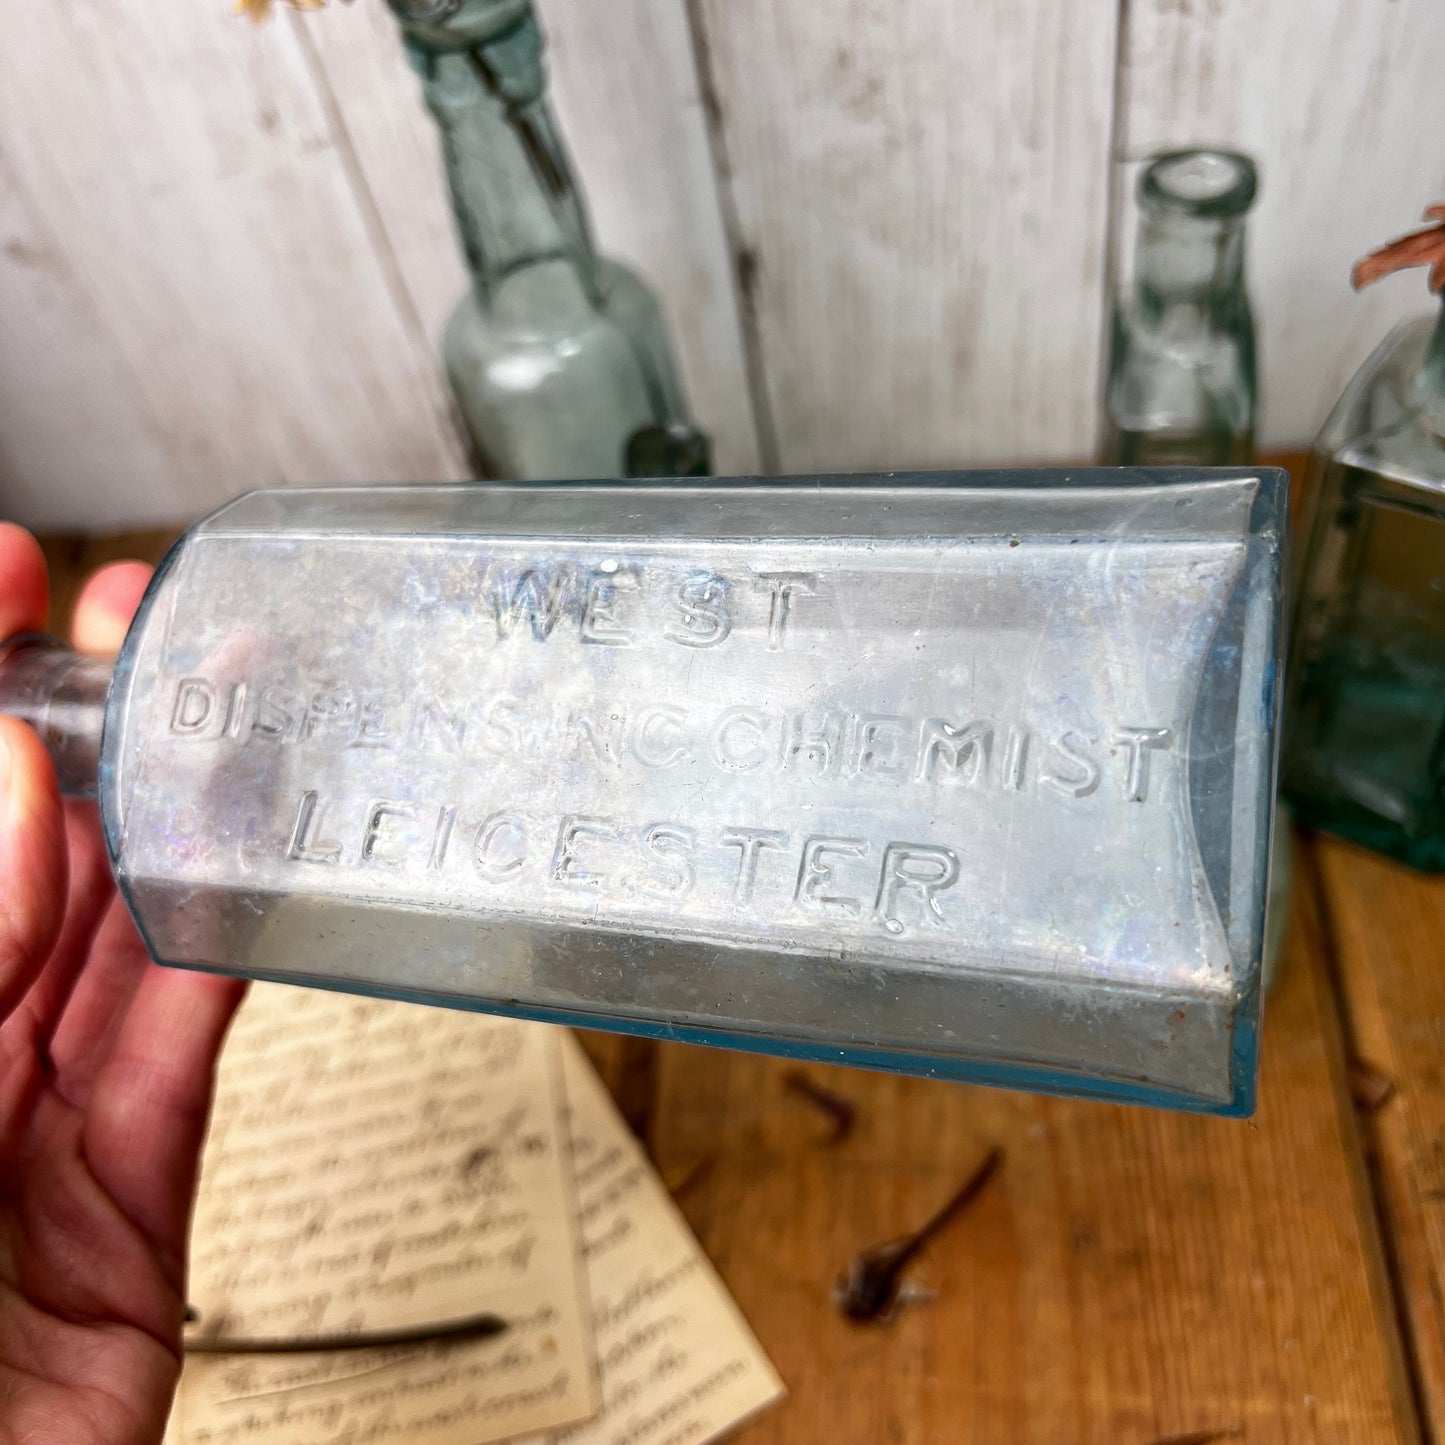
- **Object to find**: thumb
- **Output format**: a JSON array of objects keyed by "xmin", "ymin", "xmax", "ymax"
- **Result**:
[
  {"xmin": 72, "ymin": 560, "xmax": 153, "ymax": 656},
  {"xmin": 0, "ymin": 717, "xmax": 65, "ymax": 1024}
]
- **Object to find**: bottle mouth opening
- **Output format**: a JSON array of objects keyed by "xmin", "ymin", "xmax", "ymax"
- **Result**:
[{"xmin": 1140, "ymin": 150, "xmax": 1258, "ymax": 220}]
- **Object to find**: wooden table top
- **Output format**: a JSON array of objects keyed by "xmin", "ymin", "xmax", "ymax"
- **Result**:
[{"xmin": 37, "ymin": 458, "xmax": 1443, "ymax": 1445}]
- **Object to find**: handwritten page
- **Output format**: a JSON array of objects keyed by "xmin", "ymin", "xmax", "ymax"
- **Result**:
[
  {"xmin": 530, "ymin": 1035, "xmax": 785, "ymax": 1445},
  {"xmin": 167, "ymin": 984, "xmax": 598, "ymax": 1445}
]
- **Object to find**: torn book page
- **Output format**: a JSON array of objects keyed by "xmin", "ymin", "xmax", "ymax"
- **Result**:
[
  {"xmin": 167, "ymin": 985, "xmax": 597, "ymax": 1445},
  {"xmin": 526, "ymin": 1035, "xmax": 785, "ymax": 1445}
]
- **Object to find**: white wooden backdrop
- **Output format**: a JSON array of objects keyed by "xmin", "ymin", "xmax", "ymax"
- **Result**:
[{"xmin": 1, "ymin": 0, "xmax": 1442, "ymax": 530}]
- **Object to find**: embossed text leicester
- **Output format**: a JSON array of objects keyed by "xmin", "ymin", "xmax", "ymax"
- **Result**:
[{"xmin": 163, "ymin": 562, "xmax": 1175, "ymax": 937}]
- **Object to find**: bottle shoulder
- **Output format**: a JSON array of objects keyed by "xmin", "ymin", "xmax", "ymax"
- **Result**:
[
  {"xmin": 448, "ymin": 256, "xmax": 662, "ymax": 343},
  {"xmin": 1317, "ymin": 315, "xmax": 1445, "ymax": 495}
]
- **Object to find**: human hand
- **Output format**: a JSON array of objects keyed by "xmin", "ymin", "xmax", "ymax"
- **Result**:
[{"xmin": 0, "ymin": 525, "xmax": 245, "ymax": 1444}]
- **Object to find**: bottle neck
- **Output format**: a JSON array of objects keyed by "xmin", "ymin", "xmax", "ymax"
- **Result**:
[
  {"xmin": 404, "ymin": 14, "xmax": 600, "ymax": 303},
  {"xmin": 0, "ymin": 636, "xmax": 110, "ymax": 799},
  {"xmin": 1134, "ymin": 209, "xmax": 1249, "ymax": 328}
]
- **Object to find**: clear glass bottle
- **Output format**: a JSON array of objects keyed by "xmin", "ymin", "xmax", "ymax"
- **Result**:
[
  {"xmin": 1103, "ymin": 150, "xmax": 1258, "ymax": 466},
  {"xmin": 1101, "ymin": 150, "xmax": 1290, "ymax": 983},
  {"xmin": 0, "ymin": 472, "xmax": 1286, "ymax": 1114},
  {"xmin": 1283, "ymin": 209, "xmax": 1445, "ymax": 869},
  {"xmin": 391, "ymin": 0, "xmax": 709, "ymax": 480}
]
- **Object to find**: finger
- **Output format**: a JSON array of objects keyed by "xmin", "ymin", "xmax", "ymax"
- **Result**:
[
  {"xmin": 84, "ymin": 965, "xmax": 246, "ymax": 1278},
  {"xmin": 21, "ymin": 562, "xmax": 155, "ymax": 1053},
  {"xmin": 47, "ymin": 894, "xmax": 152, "ymax": 1103},
  {"xmin": 72, "ymin": 560, "xmax": 151, "ymax": 655},
  {"xmin": 0, "ymin": 719, "xmax": 66, "ymax": 1026},
  {"xmin": 14, "ymin": 801, "xmax": 117, "ymax": 1053},
  {"xmin": 0, "ymin": 523, "xmax": 49, "ymax": 637}
]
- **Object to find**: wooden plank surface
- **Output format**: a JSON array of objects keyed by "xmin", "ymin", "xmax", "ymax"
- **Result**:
[
  {"xmin": 299, "ymin": 0, "xmax": 763, "ymax": 477},
  {"xmin": 690, "ymin": 0, "xmax": 1119, "ymax": 474},
  {"xmin": 635, "ymin": 863, "xmax": 1417, "ymax": 1445},
  {"xmin": 1312, "ymin": 836, "xmax": 1445, "ymax": 1432},
  {"xmin": 1117, "ymin": 0, "xmax": 1445, "ymax": 451}
]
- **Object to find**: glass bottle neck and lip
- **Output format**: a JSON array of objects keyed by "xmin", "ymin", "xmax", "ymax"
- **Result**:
[
  {"xmin": 1133, "ymin": 209, "xmax": 1250, "ymax": 329},
  {"xmin": 394, "ymin": 1, "xmax": 601, "ymax": 304},
  {"xmin": 1128, "ymin": 149, "xmax": 1256, "ymax": 330}
]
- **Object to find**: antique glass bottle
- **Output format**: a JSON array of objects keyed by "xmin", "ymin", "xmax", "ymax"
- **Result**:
[
  {"xmin": 0, "ymin": 471, "xmax": 1286, "ymax": 1114},
  {"xmin": 391, "ymin": 0, "xmax": 709, "ymax": 479},
  {"xmin": 1284, "ymin": 210, "xmax": 1445, "ymax": 868},
  {"xmin": 1103, "ymin": 150, "xmax": 1258, "ymax": 466},
  {"xmin": 1102, "ymin": 151, "xmax": 1289, "ymax": 978}
]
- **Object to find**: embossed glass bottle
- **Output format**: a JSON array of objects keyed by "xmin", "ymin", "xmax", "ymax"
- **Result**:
[
  {"xmin": 0, "ymin": 472, "xmax": 1285, "ymax": 1114},
  {"xmin": 392, "ymin": 0, "xmax": 709, "ymax": 479},
  {"xmin": 1284, "ymin": 210, "xmax": 1445, "ymax": 868},
  {"xmin": 1103, "ymin": 150, "xmax": 1258, "ymax": 466}
]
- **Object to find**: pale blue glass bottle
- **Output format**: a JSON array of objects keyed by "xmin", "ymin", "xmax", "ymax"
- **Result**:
[{"xmin": 0, "ymin": 471, "xmax": 1285, "ymax": 1114}]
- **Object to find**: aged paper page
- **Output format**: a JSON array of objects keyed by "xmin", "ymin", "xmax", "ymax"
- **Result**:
[
  {"xmin": 168, "ymin": 985, "xmax": 598, "ymax": 1445},
  {"xmin": 531, "ymin": 1036, "xmax": 785, "ymax": 1445}
]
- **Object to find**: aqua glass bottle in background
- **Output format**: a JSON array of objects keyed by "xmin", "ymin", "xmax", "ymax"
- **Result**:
[
  {"xmin": 390, "ymin": 0, "xmax": 710, "ymax": 480},
  {"xmin": 1102, "ymin": 149, "xmax": 1288, "ymax": 978},
  {"xmin": 1284, "ymin": 208, "xmax": 1445, "ymax": 870},
  {"xmin": 1103, "ymin": 150, "xmax": 1258, "ymax": 467}
]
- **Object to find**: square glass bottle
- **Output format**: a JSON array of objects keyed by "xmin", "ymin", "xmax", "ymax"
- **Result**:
[{"xmin": 1284, "ymin": 211, "xmax": 1445, "ymax": 868}]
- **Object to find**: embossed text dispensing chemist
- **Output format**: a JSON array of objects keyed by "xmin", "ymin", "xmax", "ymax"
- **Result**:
[{"xmin": 0, "ymin": 471, "xmax": 1287, "ymax": 1114}]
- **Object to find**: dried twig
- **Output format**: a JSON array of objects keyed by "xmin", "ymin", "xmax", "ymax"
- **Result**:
[
  {"xmin": 783, "ymin": 1069, "xmax": 857, "ymax": 1144},
  {"xmin": 234, "ymin": 0, "xmax": 339, "ymax": 23},
  {"xmin": 1347, "ymin": 1057, "xmax": 1396, "ymax": 1113},
  {"xmin": 1352, "ymin": 205, "xmax": 1445, "ymax": 293},
  {"xmin": 183, "ymin": 1309, "xmax": 507, "ymax": 1355},
  {"xmin": 663, "ymin": 1155, "xmax": 715, "ymax": 1199},
  {"xmin": 835, "ymin": 1146, "xmax": 1003, "ymax": 1323}
]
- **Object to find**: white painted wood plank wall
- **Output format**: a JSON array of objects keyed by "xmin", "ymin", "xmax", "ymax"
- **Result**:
[
  {"xmin": 0, "ymin": 0, "xmax": 1441, "ymax": 530},
  {"xmin": 0, "ymin": 2, "xmax": 467, "ymax": 531},
  {"xmin": 1118, "ymin": 0, "xmax": 1445, "ymax": 451},
  {"xmin": 692, "ymin": 0, "xmax": 1119, "ymax": 473}
]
